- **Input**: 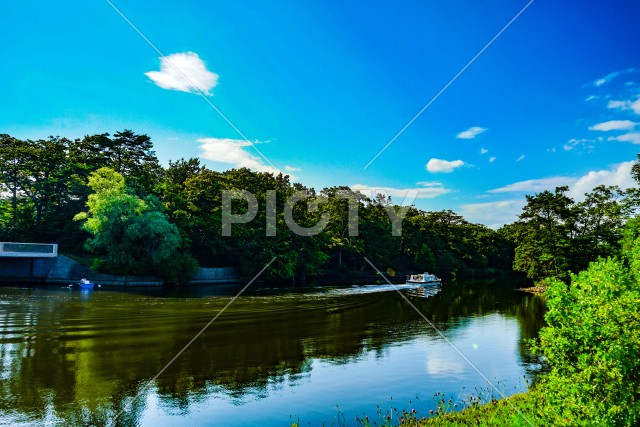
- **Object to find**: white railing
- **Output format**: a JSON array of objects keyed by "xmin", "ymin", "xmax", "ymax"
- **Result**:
[{"xmin": 0, "ymin": 242, "xmax": 58, "ymax": 257}]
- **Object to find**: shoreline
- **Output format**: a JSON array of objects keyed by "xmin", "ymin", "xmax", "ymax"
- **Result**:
[{"xmin": 516, "ymin": 286, "xmax": 546, "ymax": 295}]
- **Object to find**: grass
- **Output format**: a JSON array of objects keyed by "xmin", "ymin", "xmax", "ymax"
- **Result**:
[
  {"xmin": 291, "ymin": 391, "xmax": 544, "ymax": 427},
  {"xmin": 412, "ymin": 392, "xmax": 541, "ymax": 426}
]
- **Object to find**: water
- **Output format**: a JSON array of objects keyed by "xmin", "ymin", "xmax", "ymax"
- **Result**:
[{"xmin": 0, "ymin": 279, "xmax": 545, "ymax": 426}]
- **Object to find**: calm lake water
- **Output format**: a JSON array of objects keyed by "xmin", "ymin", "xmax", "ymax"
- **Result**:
[{"xmin": 0, "ymin": 279, "xmax": 545, "ymax": 426}]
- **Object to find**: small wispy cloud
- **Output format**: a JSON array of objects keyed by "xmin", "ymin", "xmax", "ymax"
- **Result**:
[
  {"xmin": 426, "ymin": 158, "xmax": 465, "ymax": 173},
  {"xmin": 589, "ymin": 120, "xmax": 637, "ymax": 131},
  {"xmin": 198, "ymin": 137, "xmax": 281, "ymax": 174},
  {"xmin": 563, "ymin": 137, "xmax": 602, "ymax": 152},
  {"xmin": 350, "ymin": 182, "xmax": 450, "ymax": 202},
  {"xmin": 516, "ymin": 154, "xmax": 525, "ymax": 162},
  {"xmin": 415, "ymin": 181, "xmax": 444, "ymax": 187},
  {"xmin": 456, "ymin": 126, "xmax": 487, "ymax": 139},
  {"xmin": 608, "ymin": 133, "xmax": 640, "ymax": 144},
  {"xmin": 480, "ymin": 148, "xmax": 488, "ymax": 154},
  {"xmin": 146, "ymin": 52, "xmax": 219, "ymax": 95},
  {"xmin": 489, "ymin": 176, "xmax": 576, "ymax": 193},
  {"xmin": 593, "ymin": 68, "xmax": 637, "ymax": 87},
  {"xmin": 284, "ymin": 165, "xmax": 301, "ymax": 172},
  {"xmin": 488, "ymin": 156, "xmax": 496, "ymax": 163}
]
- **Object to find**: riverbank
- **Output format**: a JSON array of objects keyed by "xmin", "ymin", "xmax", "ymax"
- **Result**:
[
  {"xmin": 290, "ymin": 392, "xmax": 541, "ymax": 427},
  {"xmin": 413, "ymin": 392, "xmax": 539, "ymax": 426},
  {"xmin": 516, "ymin": 285, "xmax": 546, "ymax": 295}
]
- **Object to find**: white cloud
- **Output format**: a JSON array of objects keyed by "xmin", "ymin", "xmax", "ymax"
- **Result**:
[
  {"xmin": 489, "ymin": 161, "xmax": 636, "ymax": 201},
  {"xmin": 480, "ymin": 148, "xmax": 488, "ymax": 154},
  {"xmin": 593, "ymin": 68, "xmax": 637, "ymax": 87},
  {"xmin": 459, "ymin": 199, "xmax": 527, "ymax": 229},
  {"xmin": 284, "ymin": 165, "xmax": 301, "ymax": 172},
  {"xmin": 607, "ymin": 97, "xmax": 640, "ymax": 115},
  {"xmin": 145, "ymin": 52, "xmax": 219, "ymax": 95},
  {"xmin": 456, "ymin": 126, "xmax": 487, "ymax": 139},
  {"xmin": 467, "ymin": 161, "xmax": 637, "ymax": 228},
  {"xmin": 516, "ymin": 154, "xmax": 525, "ymax": 162},
  {"xmin": 608, "ymin": 100, "xmax": 630, "ymax": 110},
  {"xmin": 415, "ymin": 181, "xmax": 443, "ymax": 187},
  {"xmin": 589, "ymin": 120, "xmax": 637, "ymax": 131},
  {"xmin": 198, "ymin": 137, "xmax": 281, "ymax": 174},
  {"xmin": 608, "ymin": 132, "xmax": 640, "ymax": 144},
  {"xmin": 488, "ymin": 156, "xmax": 496, "ymax": 163},
  {"xmin": 489, "ymin": 176, "xmax": 576, "ymax": 193},
  {"xmin": 585, "ymin": 95, "xmax": 598, "ymax": 102},
  {"xmin": 426, "ymin": 158, "xmax": 465, "ymax": 173},
  {"xmin": 350, "ymin": 182, "xmax": 450, "ymax": 203},
  {"xmin": 568, "ymin": 161, "xmax": 636, "ymax": 200}
]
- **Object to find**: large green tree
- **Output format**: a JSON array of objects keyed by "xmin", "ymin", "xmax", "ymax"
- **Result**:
[
  {"xmin": 511, "ymin": 186, "xmax": 576, "ymax": 282},
  {"xmin": 74, "ymin": 167, "xmax": 184, "ymax": 275}
]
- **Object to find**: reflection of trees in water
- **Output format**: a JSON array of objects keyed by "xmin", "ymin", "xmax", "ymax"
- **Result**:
[{"xmin": 0, "ymin": 281, "xmax": 546, "ymax": 424}]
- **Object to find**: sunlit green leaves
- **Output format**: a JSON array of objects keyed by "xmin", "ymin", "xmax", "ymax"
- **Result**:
[
  {"xmin": 533, "ymin": 224, "xmax": 640, "ymax": 426},
  {"xmin": 75, "ymin": 167, "xmax": 185, "ymax": 276}
]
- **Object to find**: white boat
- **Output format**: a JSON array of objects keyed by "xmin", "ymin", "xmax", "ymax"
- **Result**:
[{"xmin": 406, "ymin": 272, "xmax": 442, "ymax": 285}]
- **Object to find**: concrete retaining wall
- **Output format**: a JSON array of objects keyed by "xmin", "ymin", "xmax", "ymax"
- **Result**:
[
  {"xmin": 0, "ymin": 258, "xmax": 57, "ymax": 281},
  {"xmin": 0, "ymin": 255, "xmax": 238, "ymax": 286},
  {"xmin": 191, "ymin": 267, "xmax": 237, "ymax": 284}
]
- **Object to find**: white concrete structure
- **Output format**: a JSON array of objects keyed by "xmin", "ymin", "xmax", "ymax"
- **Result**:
[{"xmin": 0, "ymin": 242, "xmax": 58, "ymax": 257}]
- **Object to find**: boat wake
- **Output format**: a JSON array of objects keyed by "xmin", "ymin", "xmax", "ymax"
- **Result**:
[{"xmin": 322, "ymin": 283, "xmax": 441, "ymax": 298}]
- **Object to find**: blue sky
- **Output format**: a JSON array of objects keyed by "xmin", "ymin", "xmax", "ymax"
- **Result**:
[{"xmin": 2, "ymin": 0, "xmax": 639, "ymax": 227}]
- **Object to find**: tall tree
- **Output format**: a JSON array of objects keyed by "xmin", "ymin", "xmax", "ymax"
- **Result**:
[
  {"xmin": 104, "ymin": 130, "xmax": 163, "ymax": 195},
  {"xmin": 512, "ymin": 186, "xmax": 576, "ymax": 282},
  {"xmin": 574, "ymin": 185, "xmax": 630, "ymax": 262}
]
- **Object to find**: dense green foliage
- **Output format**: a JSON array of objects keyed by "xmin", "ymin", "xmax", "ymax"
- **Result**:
[
  {"xmin": 0, "ymin": 131, "xmax": 514, "ymax": 282},
  {"xmin": 73, "ymin": 167, "xmax": 196, "ymax": 282},
  {"xmin": 530, "ymin": 218, "xmax": 640, "ymax": 426},
  {"xmin": 2, "ymin": 131, "xmax": 639, "ymax": 287},
  {"xmin": 504, "ymin": 183, "xmax": 637, "ymax": 282},
  {"xmin": 0, "ymin": 131, "xmax": 161, "ymax": 251}
]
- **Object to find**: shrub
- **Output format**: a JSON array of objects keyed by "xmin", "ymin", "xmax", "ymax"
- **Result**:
[
  {"xmin": 533, "ymin": 225, "xmax": 640, "ymax": 426},
  {"xmin": 156, "ymin": 252, "xmax": 199, "ymax": 285}
]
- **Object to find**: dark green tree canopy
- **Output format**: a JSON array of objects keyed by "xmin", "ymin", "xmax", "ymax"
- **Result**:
[{"xmin": 1, "ymin": 130, "xmax": 638, "ymax": 285}]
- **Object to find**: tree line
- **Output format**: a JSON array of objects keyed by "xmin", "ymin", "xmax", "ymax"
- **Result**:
[
  {"xmin": 1, "ymin": 131, "xmax": 638, "ymax": 284},
  {"xmin": 504, "ymin": 175, "xmax": 640, "ymax": 283}
]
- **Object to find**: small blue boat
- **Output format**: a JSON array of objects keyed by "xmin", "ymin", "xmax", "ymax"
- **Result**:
[{"xmin": 78, "ymin": 278, "xmax": 95, "ymax": 290}]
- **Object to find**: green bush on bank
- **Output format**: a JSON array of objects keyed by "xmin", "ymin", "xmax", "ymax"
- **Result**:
[{"xmin": 530, "ymin": 220, "xmax": 640, "ymax": 426}]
